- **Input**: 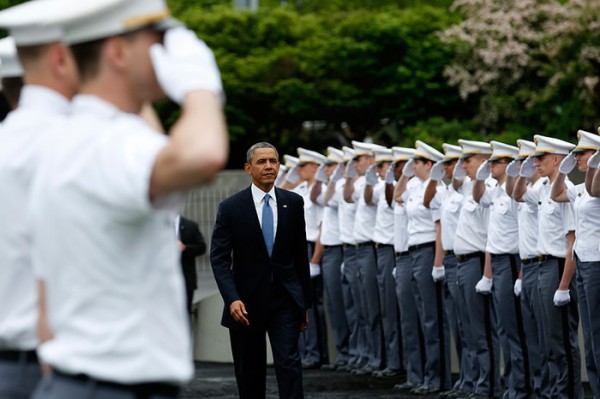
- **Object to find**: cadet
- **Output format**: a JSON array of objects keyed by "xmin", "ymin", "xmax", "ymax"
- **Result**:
[
  {"xmin": 473, "ymin": 141, "xmax": 531, "ymax": 399},
  {"xmin": 0, "ymin": 37, "xmax": 23, "ymax": 111},
  {"xmin": 513, "ymin": 135, "xmax": 582, "ymax": 399}
]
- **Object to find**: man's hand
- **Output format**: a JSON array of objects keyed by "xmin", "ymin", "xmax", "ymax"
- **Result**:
[
  {"xmin": 588, "ymin": 150, "xmax": 600, "ymax": 169},
  {"xmin": 229, "ymin": 300, "xmax": 249, "ymax": 326},
  {"xmin": 402, "ymin": 159, "xmax": 415, "ymax": 178},
  {"xmin": 285, "ymin": 166, "xmax": 300, "ymax": 184},
  {"xmin": 475, "ymin": 276, "xmax": 493, "ymax": 295},
  {"xmin": 300, "ymin": 311, "xmax": 309, "ymax": 332},
  {"xmin": 519, "ymin": 156, "xmax": 535, "ymax": 178},
  {"xmin": 431, "ymin": 265, "xmax": 445, "ymax": 282},
  {"xmin": 385, "ymin": 163, "xmax": 396, "ymax": 184},
  {"xmin": 506, "ymin": 160, "xmax": 520, "ymax": 178},
  {"xmin": 430, "ymin": 161, "xmax": 444, "ymax": 181},
  {"xmin": 365, "ymin": 164, "xmax": 378, "ymax": 186},
  {"xmin": 178, "ymin": 240, "xmax": 186, "ymax": 252},
  {"xmin": 331, "ymin": 163, "xmax": 344, "ymax": 183},
  {"xmin": 309, "ymin": 263, "xmax": 321, "ymax": 277},
  {"xmin": 559, "ymin": 152, "xmax": 577, "ymax": 175},
  {"xmin": 553, "ymin": 289, "xmax": 571, "ymax": 307},
  {"xmin": 476, "ymin": 160, "xmax": 491, "ymax": 181},
  {"xmin": 345, "ymin": 160, "xmax": 357, "ymax": 178},
  {"xmin": 514, "ymin": 278, "xmax": 522, "ymax": 297},
  {"xmin": 453, "ymin": 159, "xmax": 466, "ymax": 180},
  {"xmin": 315, "ymin": 164, "xmax": 328, "ymax": 183}
]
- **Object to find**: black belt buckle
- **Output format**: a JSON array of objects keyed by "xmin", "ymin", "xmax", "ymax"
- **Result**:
[
  {"xmin": 395, "ymin": 250, "xmax": 409, "ymax": 257},
  {"xmin": 356, "ymin": 241, "xmax": 373, "ymax": 249}
]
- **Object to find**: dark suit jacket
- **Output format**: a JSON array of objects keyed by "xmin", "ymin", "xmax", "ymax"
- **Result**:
[
  {"xmin": 210, "ymin": 186, "xmax": 311, "ymax": 330},
  {"xmin": 179, "ymin": 216, "xmax": 206, "ymax": 312}
]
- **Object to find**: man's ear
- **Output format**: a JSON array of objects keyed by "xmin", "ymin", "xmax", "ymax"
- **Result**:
[{"xmin": 244, "ymin": 162, "xmax": 252, "ymax": 175}]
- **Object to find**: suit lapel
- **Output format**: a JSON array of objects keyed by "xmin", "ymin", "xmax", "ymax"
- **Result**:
[{"xmin": 273, "ymin": 188, "xmax": 288, "ymax": 252}]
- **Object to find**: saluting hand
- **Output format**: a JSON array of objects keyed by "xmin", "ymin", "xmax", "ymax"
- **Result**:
[
  {"xmin": 430, "ymin": 161, "xmax": 444, "ymax": 181},
  {"xmin": 230, "ymin": 300, "xmax": 250, "ymax": 326},
  {"xmin": 315, "ymin": 164, "xmax": 328, "ymax": 183},
  {"xmin": 385, "ymin": 162, "xmax": 396, "ymax": 184},
  {"xmin": 402, "ymin": 159, "xmax": 415, "ymax": 178},
  {"xmin": 453, "ymin": 159, "xmax": 466, "ymax": 181},
  {"xmin": 519, "ymin": 156, "xmax": 535, "ymax": 178},
  {"xmin": 559, "ymin": 152, "xmax": 577, "ymax": 175},
  {"xmin": 365, "ymin": 164, "xmax": 378, "ymax": 186},
  {"xmin": 476, "ymin": 160, "xmax": 491, "ymax": 181},
  {"xmin": 506, "ymin": 160, "xmax": 520, "ymax": 178},
  {"xmin": 588, "ymin": 150, "xmax": 600, "ymax": 169}
]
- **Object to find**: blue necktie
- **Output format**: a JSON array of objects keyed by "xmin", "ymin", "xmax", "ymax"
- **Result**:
[{"xmin": 262, "ymin": 194, "xmax": 274, "ymax": 256}]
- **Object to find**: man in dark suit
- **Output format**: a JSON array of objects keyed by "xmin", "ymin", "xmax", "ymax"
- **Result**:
[
  {"xmin": 211, "ymin": 142, "xmax": 311, "ymax": 399},
  {"xmin": 177, "ymin": 215, "xmax": 206, "ymax": 315}
]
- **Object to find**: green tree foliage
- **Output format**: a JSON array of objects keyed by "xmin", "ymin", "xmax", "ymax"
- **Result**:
[{"xmin": 164, "ymin": 4, "xmax": 470, "ymax": 164}]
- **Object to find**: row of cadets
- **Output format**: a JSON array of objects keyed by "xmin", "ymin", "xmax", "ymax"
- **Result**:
[
  {"xmin": 425, "ymin": 143, "xmax": 473, "ymax": 395},
  {"xmin": 312, "ymin": 147, "xmax": 354, "ymax": 370},
  {"xmin": 393, "ymin": 140, "xmax": 451, "ymax": 394},
  {"xmin": 474, "ymin": 141, "xmax": 531, "ymax": 399},
  {"xmin": 366, "ymin": 146, "xmax": 402, "ymax": 377},
  {"xmin": 512, "ymin": 135, "xmax": 581, "ymax": 399},
  {"xmin": 452, "ymin": 140, "xmax": 502, "ymax": 399}
]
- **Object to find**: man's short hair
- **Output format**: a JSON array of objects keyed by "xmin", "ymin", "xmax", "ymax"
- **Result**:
[{"xmin": 246, "ymin": 142, "xmax": 279, "ymax": 164}]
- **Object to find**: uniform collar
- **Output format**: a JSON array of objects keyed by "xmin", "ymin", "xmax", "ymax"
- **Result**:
[
  {"xmin": 71, "ymin": 94, "xmax": 121, "ymax": 120},
  {"xmin": 18, "ymin": 85, "xmax": 71, "ymax": 115}
]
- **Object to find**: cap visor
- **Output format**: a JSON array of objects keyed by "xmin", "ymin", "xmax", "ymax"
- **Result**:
[{"xmin": 153, "ymin": 17, "xmax": 185, "ymax": 31}]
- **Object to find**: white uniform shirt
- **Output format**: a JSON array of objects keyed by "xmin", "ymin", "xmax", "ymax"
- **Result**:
[
  {"xmin": 0, "ymin": 86, "xmax": 70, "ymax": 350},
  {"xmin": 517, "ymin": 178, "xmax": 545, "ymax": 259},
  {"xmin": 353, "ymin": 176, "xmax": 377, "ymax": 243},
  {"xmin": 405, "ymin": 178, "xmax": 436, "ymax": 246},
  {"xmin": 251, "ymin": 183, "xmax": 278, "ymax": 231},
  {"xmin": 296, "ymin": 181, "xmax": 322, "ymax": 242},
  {"xmin": 480, "ymin": 181, "xmax": 519, "ymax": 254},
  {"xmin": 567, "ymin": 183, "xmax": 600, "ymax": 262},
  {"xmin": 523, "ymin": 177, "xmax": 575, "ymax": 258},
  {"xmin": 29, "ymin": 95, "xmax": 192, "ymax": 383},
  {"xmin": 393, "ymin": 178, "xmax": 419, "ymax": 253},
  {"xmin": 321, "ymin": 180, "xmax": 342, "ymax": 246},
  {"xmin": 372, "ymin": 181, "xmax": 394, "ymax": 245},
  {"xmin": 339, "ymin": 178, "xmax": 358, "ymax": 245},
  {"xmin": 430, "ymin": 182, "xmax": 465, "ymax": 251},
  {"xmin": 453, "ymin": 178, "xmax": 490, "ymax": 255}
]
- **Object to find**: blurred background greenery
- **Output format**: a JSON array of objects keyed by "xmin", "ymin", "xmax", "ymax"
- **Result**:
[{"xmin": 1, "ymin": 0, "xmax": 599, "ymax": 166}]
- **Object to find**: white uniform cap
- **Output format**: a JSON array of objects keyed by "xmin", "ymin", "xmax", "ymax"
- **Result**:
[
  {"xmin": 283, "ymin": 155, "xmax": 299, "ymax": 169},
  {"xmin": 489, "ymin": 140, "xmax": 519, "ymax": 162},
  {"xmin": 61, "ymin": 0, "xmax": 182, "ymax": 45},
  {"xmin": 413, "ymin": 140, "xmax": 443, "ymax": 162},
  {"xmin": 297, "ymin": 148, "xmax": 326, "ymax": 165},
  {"xmin": 373, "ymin": 147, "xmax": 393, "ymax": 163},
  {"xmin": 517, "ymin": 139, "xmax": 536, "ymax": 159},
  {"xmin": 0, "ymin": 37, "xmax": 22, "ymax": 78},
  {"xmin": 532, "ymin": 135, "xmax": 575, "ymax": 157},
  {"xmin": 572, "ymin": 130, "xmax": 600, "ymax": 153},
  {"xmin": 351, "ymin": 140, "xmax": 378, "ymax": 157},
  {"xmin": 458, "ymin": 139, "xmax": 492, "ymax": 159},
  {"xmin": 342, "ymin": 146, "xmax": 355, "ymax": 162},
  {"xmin": 326, "ymin": 147, "xmax": 344, "ymax": 164},
  {"xmin": 392, "ymin": 147, "xmax": 415, "ymax": 162},
  {"xmin": 441, "ymin": 143, "xmax": 461, "ymax": 163}
]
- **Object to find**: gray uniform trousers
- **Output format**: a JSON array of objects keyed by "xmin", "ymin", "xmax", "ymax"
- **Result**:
[
  {"xmin": 375, "ymin": 244, "xmax": 401, "ymax": 371},
  {"xmin": 32, "ymin": 372, "xmax": 179, "ymax": 399},
  {"xmin": 0, "ymin": 351, "xmax": 41, "ymax": 399},
  {"xmin": 490, "ymin": 254, "xmax": 531, "ymax": 399},
  {"xmin": 300, "ymin": 243, "xmax": 329, "ymax": 364},
  {"xmin": 342, "ymin": 244, "xmax": 369, "ymax": 366},
  {"xmin": 321, "ymin": 245, "xmax": 351, "ymax": 364},
  {"xmin": 409, "ymin": 244, "xmax": 451, "ymax": 389},
  {"xmin": 356, "ymin": 243, "xmax": 382, "ymax": 369},
  {"xmin": 395, "ymin": 252, "xmax": 424, "ymax": 385},
  {"xmin": 538, "ymin": 256, "xmax": 582, "ymax": 399},
  {"xmin": 444, "ymin": 253, "xmax": 476, "ymax": 393},
  {"xmin": 520, "ymin": 259, "xmax": 551, "ymax": 399},
  {"xmin": 456, "ymin": 252, "xmax": 501, "ymax": 398},
  {"xmin": 575, "ymin": 256, "xmax": 600, "ymax": 398}
]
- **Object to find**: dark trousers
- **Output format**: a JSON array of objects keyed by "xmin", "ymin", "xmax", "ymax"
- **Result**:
[
  {"xmin": 229, "ymin": 281, "xmax": 303, "ymax": 399},
  {"xmin": 0, "ymin": 351, "xmax": 41, "ymax": 399}
]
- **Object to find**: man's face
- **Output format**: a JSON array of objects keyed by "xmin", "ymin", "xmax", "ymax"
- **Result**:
[
  {"xmin": 394, "ymin": 161, "xmax": 405, "ymax": 180},
  {"xmin": 354, "ymin": 155, "xmax": 374, "ymax": 175},
  {"xmin": 298, "ymin": 162, "xmax": 318, "ymax": 180},
  {"xmin": 443, "ymin": 160, "xmax": 456, "ymax": 179},
  {"xmin": 490, "ymin": 159, "xmax": 508, "ymax": 180},
  {"xmin": 376, "ymin": 162, "xmax": 390, "ymax": 179},
  {"xmin": 244, "ymin": 147, "xmax": 280, "ymax": 190},
  {"xmin": 462, "ymin": 154, "xmax": 487, "ymax": 179},
  {"xmin": 533, "ymin": 153, "xmax": 560, "ymax": 177},
  {"xmin": 123, "ymin": 29, "xmax": 165, "ymax": 103},
  {"xmin": 325, "ymin": 163, "xmax": 337, "ymax": 177},
  {"xmin": 412, "ymin": 158, "xmax": 431, "ymax": 180},
  {"xmin": 575, "ymin": 150, "xmax": 593, "ymax": 172}
]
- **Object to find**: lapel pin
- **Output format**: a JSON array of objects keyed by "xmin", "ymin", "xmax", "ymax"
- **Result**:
[{"xmin": 283, "ymin": 204, "xmax": 288, "ymax": 208}]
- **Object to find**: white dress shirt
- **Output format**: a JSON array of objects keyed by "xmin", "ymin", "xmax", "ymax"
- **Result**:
[
  {"xmin": 338, "ymin": 178, "xmax": 358, "ymax": 245},
  {"xmin": 353, "ymin": 176, "xmax": 377, "ymax": 243},
  {"xmin": 430, "ymin": 182, "xmax": 465, "ymax": 251},
  {"xmin": 372, "ymin": 181, "xmax": 394, "ymax": 245},
  {"xmin": 404, "ymin": 177, "xmax": 436, "ymax": 246},
  {"xmin": 251, "ymin": 183, "xmax": 278, "ymax": 233},
  {"xmin": 567, "ymin": 183, "xmax": 600, "ymax": 262},
  {"xmin": 517, "ymin": 178, "xmax": 545, "ymax": 259},
  {"xmin": 321, "ymin": 180, "xmax": 342, "ymax": 246},
  {"xmin": 453, "ymin": 178, "xmax": 490, "ymax": 255},
  {"xmin": 480, "ymin": 182, "xmax": 519, "ymax": 254}
]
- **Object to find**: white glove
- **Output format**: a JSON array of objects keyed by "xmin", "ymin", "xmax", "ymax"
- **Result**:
[
  {"xmin": 309, "ymin": 263, "xmax": 321, "ymax": 278},
  {"xmin": 402, "ymin": 159, "xmax": 415, "ymax": 178},
  {"xmin": 430, "ymin": 161, "xmax": 444, "ymax": 181},
  {"xmin": 150, "ymin": 27, "xmax": 223, "ymax": 104},
  {"xmin": 476, "ymin": 160, "xmax": 491, "ymax": 181},
  {"xmin": 365, "ymin": 164, "xmax": 378, "ymax": 186},
  {"xmin": 330, "ymin": 163, "xmax": 344, "ymax": 183},
  {"xmin": 588, "ymin": 150, "xmax": 600, "ymax": 169},
  {"xmin": 553, "ymin": 289, "xmax": 571, "ymax": 306},
  {"xmin": 340, "ymin": 262, "xmax": 345, "ymax": 275},
  {"xmin": 519, "ymin": 156, "xmax": 536, "ymax": 178},
  {"xmin": 475, "ymin": 276, "xmax": 493, "ymax": 295},
  {"xmin": 274, "ymin": 168, "xmax": 286, "ymax": 187},
  {"xmin": 316, "ymin": 164, "xmax": 328, "ymax": 183},
  {"xmin": 453, "ymin": 159, "xmax": 466, "ymax": 180},
  {"xmin": 559, "ymin": 152, "xmax": 577, "ymax": 175},
  {"xmin": 385, "ymin": 162, "xmax": 396, "ymax": 184},
  {"xmin": 514, "ymin": 278, "xmax": 522, "ymax": 297},
  {"xmin": 285, "ymin": 166, "xmax": 300, "ymax": 184},
  {"xmin": 431, "ymin": 266, "xmax": 445, "ymax": 282},
  {"xmin": 392, "ymin": 267, "xmax": 397, "ymax": 279},
  {"xmin": 345, "ymin": 160, "xmax": 357, "ymax": 178},
  {"xmin": 506, "ymin": 160, "xmax": 520, "ymax": 178}
]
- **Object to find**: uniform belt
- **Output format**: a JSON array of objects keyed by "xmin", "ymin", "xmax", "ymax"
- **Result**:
[
  {"xmin": 490, "ymin": 253, "xmax": 517, "ymax": 260},
  {"xmin": 323, "ymin": 244, "xmax": 343, "ymax": 249},
  {"xmin": 455, "ymin": 252, "xmax": 483, "ymax": 263},
  {"xmin": 356, "ymin": 241, "xmax": 374, "ymax": 248},
  {"xmin": 521, "ymin": 256, "xmax": 539, "ymax": 265},
  {"xmin": 395, "ymin": 251, "xmax": 410, "ymax": 257},
  {"xmin": 342, "ymin": 243, "xmax": 354, "ymax": 249},
  {"xmin": 408, "ymin": 241, "xmax": 435, "ymax": 252},
  {"xmin": 444, "ymin": 250, "xmax": 455, "ymax": 256},
  {"xmin": 374, "ymin": 243, "xmax": 393, "ymax": 250},
  {"xmin": 53, "ymin": 370, "xmax": 180, "ymax": 397},
  {"xmin": 0, "ymin": 350, "xmax": 37, "ymax": 363},
  {"xmin": 537, "ymin": 254, "xmax": 561, "ymax": 263}
]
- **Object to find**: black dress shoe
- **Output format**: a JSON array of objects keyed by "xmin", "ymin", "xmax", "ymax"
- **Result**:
[
  {"xmin": 394, "ymin": 381, "xmax": 420, "ymax": 391},
  {"xmin": 301, "ymin": 360, "xmax": 320, "ymax": 370},
  {"xmin": 373, "ymin": 368, "xmax": 402, "ymax": 378}
]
